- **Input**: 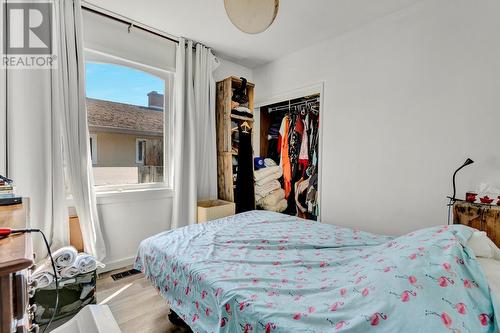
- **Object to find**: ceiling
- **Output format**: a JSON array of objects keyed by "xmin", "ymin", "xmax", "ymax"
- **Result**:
[{"xmin": 85, "ymin": 0, "xmax": 421, "ymax": 68}]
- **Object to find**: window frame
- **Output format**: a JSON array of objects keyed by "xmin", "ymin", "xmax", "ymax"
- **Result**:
[
  {"xmin": 85, "ymin": 49, "xmax": 174, "ymax": 193},
  {"xmin": 135, "ymin": 138, "xmax": 146, "ymax": 164},
  {"xmin": 89, "ymin": 133, "xmax": 98, "ymax": 165}
]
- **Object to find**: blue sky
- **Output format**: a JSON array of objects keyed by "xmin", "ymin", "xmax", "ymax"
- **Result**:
[{"xmin": 85, "ymin": 62, "xmax": 165, "ymax": 107}]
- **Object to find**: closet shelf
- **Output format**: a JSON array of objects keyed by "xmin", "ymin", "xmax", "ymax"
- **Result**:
[{"xmin": 230, "ymin": 114, "xmax": 254, "ymax": 122}]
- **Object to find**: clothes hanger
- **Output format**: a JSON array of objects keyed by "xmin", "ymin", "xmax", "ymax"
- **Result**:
[
  {"xmin": 300, "ymin": 105, "xmax": 307, "ymax": 116},
  {"xmin": 241, "ymin": 121, "xmax": 251, "ymax": 133}
]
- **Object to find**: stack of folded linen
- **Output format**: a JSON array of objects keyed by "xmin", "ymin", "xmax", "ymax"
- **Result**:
[
  {"xmin": 32, "ymin": 246, "xmax": 104, "ymax": 289},
  {"xmin": 254, "ymin": 164, "xmax": 287, "ymax": 212}
]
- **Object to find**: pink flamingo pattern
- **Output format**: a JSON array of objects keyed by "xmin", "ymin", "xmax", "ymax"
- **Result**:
[{"xmin": 135, "ymin": 210, "xmax": 500, "ymax": 332}]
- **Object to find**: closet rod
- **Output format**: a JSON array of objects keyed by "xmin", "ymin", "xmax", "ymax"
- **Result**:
[
  {"xmin": 81, "ymin": 3, "xmax": 179, "ymax": 45},
  {"xmin": 268, "ymin": 97, "xmax": 320, "ymax": 113}
]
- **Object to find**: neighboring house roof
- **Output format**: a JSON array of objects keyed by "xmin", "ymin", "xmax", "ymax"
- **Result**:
[{"xmin": 86, "ymin": 98, "xmax": 163, "ymax": 136}]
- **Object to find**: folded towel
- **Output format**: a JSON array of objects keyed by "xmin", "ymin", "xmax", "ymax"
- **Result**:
[
  {"xmin": 32, "ymin": 261, "xmax": 56, "ymax": 289},
  {"xmin": 52, "ymin": 246, "xmax": 78, "ymax": 268},
  {"xmin": 257, "ymin": 189, "xmax": 285, "ymax": 208},
  {"xmin": 255, "ymin": 168, "xmax": 283, "ymax": 187},
  {"xmin": 260, "ymin": 198, "xmax": 287, "ymax": 213},
  {"xmin": 254, "ymin": 166, "xmax": 281, "ymax": 181},
  {"xmin": 60, "ymin": 253, "xmax": 103, "ymax": 278},
  {"xmin": 264, "ymin": 158, "xmax": 277, "ymax": 167},
  {"xmin": 75, "ymin": 253, "xmax": 100, "ymax": 274},
  {"xmin": 32, "ymin": 250, "xmax": 104, "ymax": 288},
  {"xmin": 32, "ymin": 246, "xmax": 77, "ymax": 288},
  {"xmin": 59, "ymin": 266, "xmax": 81, "ymax": 279},
  {"xmin": 255, "ymin": 180, "xmax": 281, "ymax": 201}
]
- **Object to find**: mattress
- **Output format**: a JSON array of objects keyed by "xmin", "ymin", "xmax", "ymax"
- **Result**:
[
  {"xmin": 135, "ymin": 211, "xmax": 500, "ymax": 333},
  {"xmin": 478, "ymin": 257, "xmax": 500, "ymax": 302}
]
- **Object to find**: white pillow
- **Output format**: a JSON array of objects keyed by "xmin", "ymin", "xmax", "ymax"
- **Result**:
[
  {"xmin": 468, "ymin": 231, "xmax": 495, "ymax": 258},
  {"xmin": 487, "ymin": 237, "xmax": 500, "ymax": 260}
]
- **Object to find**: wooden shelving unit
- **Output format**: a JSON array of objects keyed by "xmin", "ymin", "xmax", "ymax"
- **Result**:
[{"xmin": 216, "ymin": 76, "xmax": 255, "ymax": 203}]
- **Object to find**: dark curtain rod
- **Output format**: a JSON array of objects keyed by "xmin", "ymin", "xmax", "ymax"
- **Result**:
[{"xmin": 81, "ymin": 5, "xmax": 179, "ymax": 45}]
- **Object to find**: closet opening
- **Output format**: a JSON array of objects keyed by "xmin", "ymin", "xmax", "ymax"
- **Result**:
[{"xmin": 257, "ymin": 94, "xmax": 321, "ymax": 221}]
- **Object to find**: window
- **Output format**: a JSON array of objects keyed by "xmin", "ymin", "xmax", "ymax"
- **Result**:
[
  {"xmin": 85, "ymin": 60, "xmax": 172, "ymax": 188},
  {"xmin": 89, "ymin": 134, "xmax": 97, "ymax": 165},
  {"xmin": 136, "ymin": 139, "xmax": 146, "ymax": 164}
]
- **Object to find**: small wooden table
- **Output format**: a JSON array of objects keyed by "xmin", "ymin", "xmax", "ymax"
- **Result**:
[
  {"xmin": 0, "ymin": 201, "xmax": 34, "ymax": 333},
  {"xmin": 453, "ymin": 201, "xmax": 500, "ymax": 247}
]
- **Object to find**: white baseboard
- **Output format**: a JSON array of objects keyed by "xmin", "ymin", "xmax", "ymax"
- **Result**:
[{"xmin": 98, "ymin": 256, "xmax": 135, "ymax": 274}]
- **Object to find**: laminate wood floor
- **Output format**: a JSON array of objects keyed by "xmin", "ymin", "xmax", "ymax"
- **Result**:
[{"xmin": 96, "ymin": 266, "xmax": 191, "ymax": 333}]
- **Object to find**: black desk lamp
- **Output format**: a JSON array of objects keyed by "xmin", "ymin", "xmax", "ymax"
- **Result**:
[
  {"xmin": 447, "ymin": 158, "xmax": 474, "ymax": 224},
  {"xmin": 451, "ymin": 158, "xmax": 474, "ymax": 201}
]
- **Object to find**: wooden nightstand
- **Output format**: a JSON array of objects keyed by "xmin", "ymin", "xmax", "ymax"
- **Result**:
[{"xmin": 453, "ymin": 201, "xmax": 500, "ymax": 247}]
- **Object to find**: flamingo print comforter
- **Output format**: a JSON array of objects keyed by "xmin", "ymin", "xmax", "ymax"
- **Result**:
[{"xmin": 134, "ymin": 210, "xmax": 499, "ymax": 333}]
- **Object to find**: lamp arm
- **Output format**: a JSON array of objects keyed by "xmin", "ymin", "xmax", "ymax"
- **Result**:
[{"xmin": 451, "ymin": 164, "xmax": 467, "ymax": 201}]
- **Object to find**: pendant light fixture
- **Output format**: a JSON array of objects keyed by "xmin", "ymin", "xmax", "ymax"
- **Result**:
[{"xmin": 224, "ymin": 0, "xmax": 279, "ymax": 34}]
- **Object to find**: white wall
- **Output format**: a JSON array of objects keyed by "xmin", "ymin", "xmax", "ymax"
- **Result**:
[
  {"xmin": 214, "ymin": 57, "xmax": 253, "ymax": 82},
  {"xmin": 254, "ymin": 0, "xmax": 500, "ymax": 236},
  {"xmin": 95, "ymin": 190, "xmax": 172, "ymax": 271}
]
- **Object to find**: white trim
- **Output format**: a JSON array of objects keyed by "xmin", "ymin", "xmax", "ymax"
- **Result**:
[
  {"xmin": 255, "ymin": 82, "xmax": 324, "ymax": 108},
  {"xmin": 94, "ymin": 181, "xmax": 171, "ymax": 194},
  {"xmin": 85, "ymin": 48, "xmax": 176, "ymax": 77},
  {"xmin": 164, "ymin": 75, "xmax": 175, "ymax": 187},
  {"xmin": 98, "ymin": 256, "xmax": 136, "ymax": 274},
  {"xmin": 256, "ymin": 82, "xmax": 325, "ymax": 223},
  {"xmin": 96, "ymin": 187, "xmax": 174, "ymax": 205},
  {"xmin": 135, "ymin": 138, "xmax": 146, "ymax": 164},
  {"xmin": 89, "ymin": 133, "xmax": 97, "ymax": 165},
  {"xmin": 67, "ymin": 186, "xmax": 174, "ymax": 209}
]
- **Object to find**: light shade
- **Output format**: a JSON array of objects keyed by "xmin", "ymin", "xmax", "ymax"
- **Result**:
[
  {"xmin": 463, "ymin": 158, "xmax": 474, "ymax": 166},
  {"xmin": 224, "ymin": 0, "xmax": 279, "ymax": 34}
]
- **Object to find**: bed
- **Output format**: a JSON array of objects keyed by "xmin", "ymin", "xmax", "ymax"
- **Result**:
[{"xmin": 135, "ymin": 210, "xmax": 500, "ymax": 332}]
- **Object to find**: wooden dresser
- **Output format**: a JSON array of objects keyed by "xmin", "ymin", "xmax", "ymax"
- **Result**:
[
  {"xmin": 0, "ymin": 201, "xmax": 37, "ymax": 333},
  {"xmin": 453, "ymin": 201, "xmax": 500, "ymax": 247}
]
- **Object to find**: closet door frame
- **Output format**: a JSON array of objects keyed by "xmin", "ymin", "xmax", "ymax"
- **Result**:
[{"xmin": 255, "ymin": 82, "xmax": 325, "ymax": 222}]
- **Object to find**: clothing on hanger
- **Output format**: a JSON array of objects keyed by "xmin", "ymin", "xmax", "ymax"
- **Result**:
[
  {"xmin": 279, "ymin": 116, "xmax": 292, "ymax": 199},
  {"xmin": 235, "ymin": 125, "xmax": 255, "ymax": 213}
]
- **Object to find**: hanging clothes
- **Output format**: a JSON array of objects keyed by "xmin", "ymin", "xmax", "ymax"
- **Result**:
[
  {"xmin": 298, "ymin": 115, "xmax": 309, "ymax": 173},
  {"xmin": 295, "ymin": 177, "xmax": 310, "ymax": 219},
  {"xmin": 306, "ymin": 172, "xmax": 319, "ymax": 218},
  {"xmin": 263, "ymin": 98, "xmax": 320, "ymax": 220},
  {"xmin": 279, "ymin": 116, "xmax": 292, "ymax": 199},
  {"xmin": 235, "ymin": 126, "xmax": 255, "ymax": 213}
]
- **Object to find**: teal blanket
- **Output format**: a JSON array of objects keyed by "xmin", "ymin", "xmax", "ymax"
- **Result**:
[{"xmin": 135, "ymin": 211, "xmax": 499, "ymax": 333}]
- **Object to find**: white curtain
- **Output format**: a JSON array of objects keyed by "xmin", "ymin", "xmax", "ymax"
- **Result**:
[
  {"xmin": 52, "ymin": 0, "xmax": 106, "ymax": 260},
  {"xmin": 171, "ymin": 38, "xmax": 220, "ymax": 229},
  {"xmin": 7, "ymin": 0, "xmax": 106, "ymax": 260},
  {"xmin": 194, "ymin": 44, "xmax": 220, "ymax": 199}
]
